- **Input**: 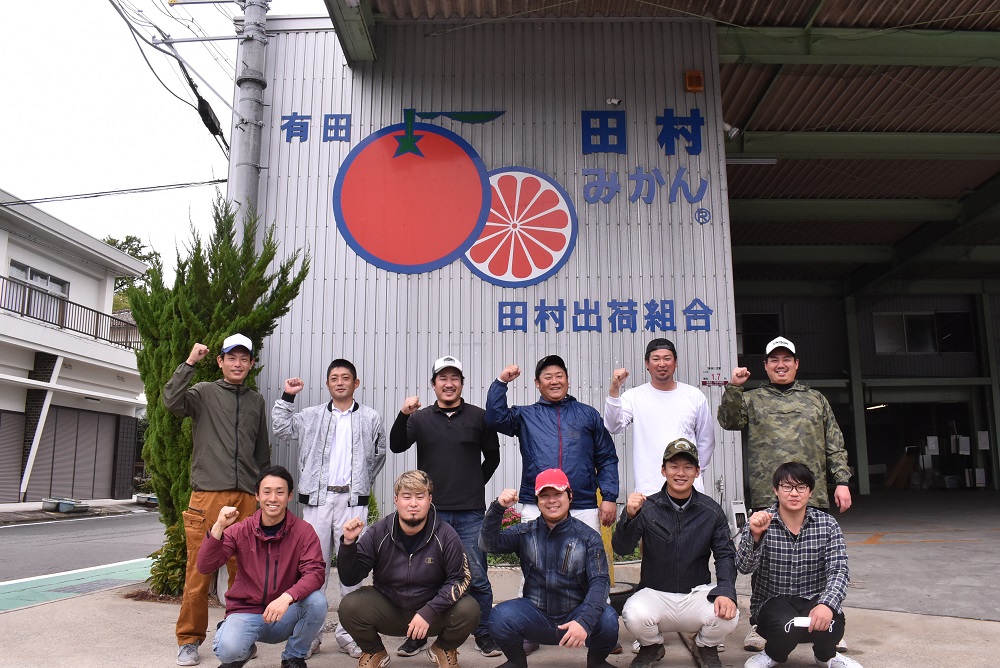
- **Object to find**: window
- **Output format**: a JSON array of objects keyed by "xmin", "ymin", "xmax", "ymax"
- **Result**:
[
  {"xmin": 9, "ymin": 260, "xmax": 69, "ymax": 297},
  {"xmin": 873, "ymin": 312, "xmax": 974, "ymax": 354},
  {"xmin": 737, "ymin": 313, "xmax": 780, "ymax": 355}
]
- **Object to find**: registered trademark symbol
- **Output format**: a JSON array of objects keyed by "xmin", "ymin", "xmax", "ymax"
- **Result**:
[{"xmin": 694, "ymin": 208, "xmax": 711, "ymax": 225}]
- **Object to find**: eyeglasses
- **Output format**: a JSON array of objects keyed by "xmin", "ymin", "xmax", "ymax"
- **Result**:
[{"xmin": 777, "ymin": 483, "xmax": 810, "ymax": 494}]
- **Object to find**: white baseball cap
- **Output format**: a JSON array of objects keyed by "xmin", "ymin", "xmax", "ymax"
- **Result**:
[
  {"xmin": 432, "ymin": 355, "xmax": 463, "ymax": 376},
  {"xmin": 765, "ymin": 336, "xmax": 796, "ymax": 356},
  {"xmin": 221, "ymin": 333, "xmax": 253, "ymax": 354}
]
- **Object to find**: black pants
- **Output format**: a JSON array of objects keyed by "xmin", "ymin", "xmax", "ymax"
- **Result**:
[
  {"xmin": 756, "ymin": 595, "xmax": 845, "ymax": 662},
  {"xmin": 338, "ymin": 586, "xmax": 480, "ymax": 654}
]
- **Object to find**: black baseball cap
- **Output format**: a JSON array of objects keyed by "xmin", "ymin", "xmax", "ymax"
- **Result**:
[
  {"xmin": 535, "ymin": 354, "xmax": 568, "ymax": 379},
  {"xmin": 645, "ymin": 338, "xmax": 677, "ymax": 360}
]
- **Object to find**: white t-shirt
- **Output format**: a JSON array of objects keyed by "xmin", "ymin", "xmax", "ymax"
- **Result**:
[
  {"xmin": 327, "ymin": 405, "xmax": 353, "ymax": 487},
  {"xmin": 604, "ymin": 382, "xmax": 716, "ymax": 495}
]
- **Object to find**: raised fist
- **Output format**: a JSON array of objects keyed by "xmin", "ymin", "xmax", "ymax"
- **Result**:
[
  {"xmin": 730, "ymin": 367, "xmax": 751, "ymax": 386},
  {"xmin": 187, "ymin": 343, "xmax": 210, "ymax": 365},
  {"xmin": 284, "ymin": 377, "xmax": 304, "ymax": 395},
  {"xmin": 499, "ymin": 364, "xmax": 521, "ymax": 383},
  {"xmin": 401, "ymin": 396, "xmax": 422, "ymax": 415},
  {"xmin": 497, "ymin": 489, "xmax": 518, "ymax": 508}
]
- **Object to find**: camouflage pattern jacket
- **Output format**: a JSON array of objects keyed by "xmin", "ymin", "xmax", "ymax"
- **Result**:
[{"xmin": 717, "ymin": 382, "xmax": 850, "ymax": 509}]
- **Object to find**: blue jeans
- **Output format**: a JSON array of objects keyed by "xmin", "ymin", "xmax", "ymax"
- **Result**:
[
  {"xmin": 489, "ymin": 598, "xmax": 619, "ymax": 653},
  {"xmin": 437, "ymin": 509, "xmax": 492, "ymax": 637},
  {"xmin": 213, "ymin": 590, "xmax": 327, "ymax": 661}
]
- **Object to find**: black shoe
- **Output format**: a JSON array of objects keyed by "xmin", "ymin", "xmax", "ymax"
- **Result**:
[
  {"xmin": 475, "ymin": 634, "xmax": 503, "ymax": 657},
  {"xmin": 280, "ymin": 657, "xmax": 308, "ymax": 668},
  {"xmin": 587, "ymin": 648, "xmax": 615, "ymax": 668},
  {"xmin": 523, "ymin": 640, "xmax": 539, "ymax": 655},
  {"xmin": 397, "ymin": 637, "xmax": 428, "ymax": 656},
  {"xmin": 496, "ymin": 642, "xmax": 528, "ymax": 668},
  {"xmin": 630, "ymin": 643, "xmax": 666, "ymax": 668},
  {"xmin": 697, "ymin": 645, "xmax": 722, "ymax": 668}
]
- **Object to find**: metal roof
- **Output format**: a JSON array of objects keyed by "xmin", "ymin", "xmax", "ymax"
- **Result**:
[{"xmin": 324, "ymin": 0, "xmax": 1000, "ymax": 292}]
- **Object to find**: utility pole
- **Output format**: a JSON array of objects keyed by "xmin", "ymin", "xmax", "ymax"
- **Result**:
[{"xmin": 229, "ymin": 0, "xmax": 268, "ymax": 220}]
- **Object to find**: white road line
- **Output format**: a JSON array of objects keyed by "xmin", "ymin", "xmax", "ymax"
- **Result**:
[
  {"xmin": 0, "ymin": 510, "xmax": 155, "ymax": 529},
  {"xmin": 0, "ymin": 558, "xmax": 152, "ymax": 587}
]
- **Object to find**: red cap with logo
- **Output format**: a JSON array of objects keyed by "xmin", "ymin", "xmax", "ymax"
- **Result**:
[{"xmin": 534, "ymin": 468, "xmax": 571, "ymax": 495}]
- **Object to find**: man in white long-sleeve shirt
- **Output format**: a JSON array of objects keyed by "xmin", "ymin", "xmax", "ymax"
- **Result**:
[{"xmin": 604, "ymin": 338, "xmax": 715, "ymax": 495}]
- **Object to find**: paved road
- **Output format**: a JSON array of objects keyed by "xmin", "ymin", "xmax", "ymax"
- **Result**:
[{"xmin": 0, "ymin": 510, "xmax": 164, "ymax": 582}]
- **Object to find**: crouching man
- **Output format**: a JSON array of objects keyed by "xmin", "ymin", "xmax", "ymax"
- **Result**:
[
  {"xmin": 337, "ymin": 470, "xmax": 480, "ymax": 668},
  {"xmin": 197, "ymin": 465, "xmax": 327, "ymax": 668},
  {"xmin": 480, "ymin": 469, "xmax": 619, "ymax": 668},
  {"xmin": 737, "ymin": 462, "xmax": 860, "ymax": 668},
  {"xmin": 612, "ymin": 438, "xmax": 738, "ymax": 668}
]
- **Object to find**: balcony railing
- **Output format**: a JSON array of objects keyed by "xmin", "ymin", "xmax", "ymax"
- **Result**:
[{"xmin": 0, "ymin": 275, "xmax": 142, "ymax": 350}]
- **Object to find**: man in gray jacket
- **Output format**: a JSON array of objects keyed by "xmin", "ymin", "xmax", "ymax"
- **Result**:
[
  {"xmin": 163, "ymin": 333, "xmax": 271, "ymax": 667},
  {"xmin": 272, "ymin": 359, "xmax": 386, "ymax": 659}
]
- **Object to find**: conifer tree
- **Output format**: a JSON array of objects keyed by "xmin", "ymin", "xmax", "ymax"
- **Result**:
[{"xmin": 128, "ymin": 198, "xmax": 309, "ymax": 593}]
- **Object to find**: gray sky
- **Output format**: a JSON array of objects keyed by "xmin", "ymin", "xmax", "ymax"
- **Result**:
[{"xmin": 1, "ymin": 0, "xmax": 325, "ymax": 277}]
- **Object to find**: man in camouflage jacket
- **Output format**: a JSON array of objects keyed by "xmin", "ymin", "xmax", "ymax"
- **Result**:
[{"xmin": 717, "ymin": 336, "xmax": 852, "ymax": 512}]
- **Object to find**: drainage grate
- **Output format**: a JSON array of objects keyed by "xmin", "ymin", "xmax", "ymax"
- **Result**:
[{"xmin": 53, "ymin": 578, "xmax": 136, "ymax": 594}]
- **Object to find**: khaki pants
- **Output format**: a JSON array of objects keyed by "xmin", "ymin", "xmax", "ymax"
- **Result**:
[{"xmin": 176, "ymin": 489, "xmax": 257, "ymax": 646}]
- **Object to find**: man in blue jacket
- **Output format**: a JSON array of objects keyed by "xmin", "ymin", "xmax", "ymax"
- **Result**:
[
  {"xmin": 479, "ymin": 468, "xmax": 619, "ymax": 668},
  {"xmin": 486, "ymin": 355, "xmax": 619, "ymax": 530},
  {"xmin": 612, "ymin": 438, "xmax": 738, "ymax": 668}
]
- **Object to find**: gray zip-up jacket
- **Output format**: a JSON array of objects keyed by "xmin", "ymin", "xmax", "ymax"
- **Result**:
[{"xmin": 272, "ymin": 396, "xmax": 386, "ymax": 507}]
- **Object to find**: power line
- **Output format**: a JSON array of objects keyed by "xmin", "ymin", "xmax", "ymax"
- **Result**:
[{"xmin": 0, "ymin": 179, "xmax": 227, "ymax": 207}]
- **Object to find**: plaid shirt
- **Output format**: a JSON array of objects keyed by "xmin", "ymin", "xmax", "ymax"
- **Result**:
[{"xmin": 736, "ymin": 505, "xmax": 849, "ymax": 619}]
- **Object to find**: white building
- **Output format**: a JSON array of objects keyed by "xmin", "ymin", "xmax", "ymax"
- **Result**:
[{"xmin": 0, "ymin": 189, "xmax": 147, "ymax": 502}]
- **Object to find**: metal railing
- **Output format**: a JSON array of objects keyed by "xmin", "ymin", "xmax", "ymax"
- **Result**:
[{"xmin": 0, "ymin": 275, "xmax": 142, "ymax": 350}]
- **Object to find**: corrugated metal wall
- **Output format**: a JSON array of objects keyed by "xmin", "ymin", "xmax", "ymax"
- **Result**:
[{"xmin": 244, "ymin": 18, "xmax": 742, "ymax": 514}]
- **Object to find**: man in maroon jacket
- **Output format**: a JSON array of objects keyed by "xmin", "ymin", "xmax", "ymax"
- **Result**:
[{"xmin": 197, "ymin": 465, "xmax": 327, "ymax": 668}]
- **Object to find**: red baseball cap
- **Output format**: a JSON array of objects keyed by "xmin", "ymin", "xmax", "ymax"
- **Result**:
[{"xmin": 534, "ymin": 468, "xmax": 571, "ymax": 495}]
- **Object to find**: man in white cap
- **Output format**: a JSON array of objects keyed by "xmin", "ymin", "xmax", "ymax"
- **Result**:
[
  {"xmin": 389, "ymin": 355, "xmax": 502, "ymax": 658},
  {"xmin": 717, "ymin": 335, "xmax": 852, "ymax": 654},
  {"xmin": 163, "ymin": 333, "xmax": 272, "ymax": 666}
]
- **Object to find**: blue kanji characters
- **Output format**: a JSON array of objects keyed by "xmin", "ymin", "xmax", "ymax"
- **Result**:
[
  {"xmin": 581, "ymin": 110, "xmax": 627, "ymax": 155},
  {"xmin": 498, "ymin": 301, "xmax": 528, "ymax": 332},
  {"xmin": 280, "ymin": 112, "xmax": 311, "ymax": 142},
  {"xmin": 683, "ymin": 298, "xmax": 713, "ymax": 331},
  {"xmin": 322, "ymin": 114, "xmax": 351, "ymax": 142},
  {"xmin": 608, "ymin": 299, "xmax": 638, "ymax": 333},
  {"xmin": 535, "ymin": 299, "xmax": 567, "ymax": 333},
  {"xmin": 572, "ymin": 299, "xmax": 602, "ymax": 332},
  {"xmin": 656, "ymin": 108, "xmax": 704, "ymax": 156},
  {"xmin": 643, "ymin": 300, "xmax": 677, "ymax": 332}
]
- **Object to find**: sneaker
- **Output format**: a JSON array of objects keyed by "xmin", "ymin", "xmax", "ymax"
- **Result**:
[
  {"xmin": 629, "ymin": 643, "xmax": 665, "ymax": 668},
  {"xmin": 819, "ymin": 653, "xmax": 863, "ymax": 668},
  {"xmin": 280, "ymin": 659, "xmax": 308, "ymax": 668},
  {"xmin": 397, "ymin": 637, "xmax": 427, "ymax": 656},
  {"xmin": 744, "ymin": 625, "xmax": 766, "ymax": 652},
  {"xmin": 340, "ymin": 641, "xmax": 364, "ymax": 659},
  {"xmin": 744, "ymin": 652, "xmax": 778, "ymax": 668},
  {"xmin": 306, "ymin": 637, "xmax": 321, "ymax": 659},
  {"xmin": 426, "ymin": 643, "xmax": 461, "ymax": 668},
  {"xmin": 836, "ymin": 638, "xmax": 848, "ymax": 653},
  {"xmin": 475, "ymin": 634, "xmax": 503, "ymax": 657},
  {"xmin": 176, "ymin": 643, "xmax": 200, "ymax": 666},
  {"xmin": 631, "ymin": 639, "xmax": 641, "ymax": 654},
  {"xmin": 523, "ymin": 640, "xmax": 539, "ymax": 655},
  {"xmin": 219, "ymin": 643, "xmax": 257, "ymax": 668},
  {"xmin": 697, "ymin": 645, "xmax": 723, "ymax": 668},
  {"xmin": 359, "ymin": 650, "xmax": 391, "ymax": 668}
]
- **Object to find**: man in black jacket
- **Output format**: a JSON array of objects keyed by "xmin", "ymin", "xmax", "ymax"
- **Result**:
[
  {"xmin": 337, "ymin": 470, "xmax": 480, "ymax": 668},
  {"xmin": 389, "ymin": 355, "xmax": 501, "ymax": 657},
  {"xmin": 612, "ymin": 438, "xmax": 738, "ymax": 668}
]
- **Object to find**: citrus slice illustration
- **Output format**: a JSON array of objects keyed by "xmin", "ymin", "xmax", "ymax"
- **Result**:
[
  {"xmin": 463, "ymin": 167, "xmax": 578, "ymax": 287},
  {"xmin": 333, "ymin": 122, "xmax": 490, "ymax": 273}
]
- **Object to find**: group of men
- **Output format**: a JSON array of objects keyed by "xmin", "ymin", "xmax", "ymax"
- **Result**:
[{"xmin": 164, "ymin": 331, "xmax": 862, "ymax": 668}]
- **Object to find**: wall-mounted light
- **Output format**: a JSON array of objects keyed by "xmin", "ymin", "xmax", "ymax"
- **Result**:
[
  {"xmin": 723, "ymin": 122, "xmax": 741, "ymax": 142},
  {"xmin": 606, "ymin": 97, "xmax": 622, "ymax": 106}
]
